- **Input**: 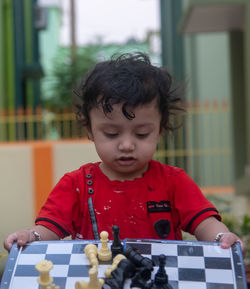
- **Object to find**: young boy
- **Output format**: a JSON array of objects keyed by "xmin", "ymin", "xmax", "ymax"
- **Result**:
[{"xmin": 4, "ymin": 53, "xmax": 245, "ymax": 255}]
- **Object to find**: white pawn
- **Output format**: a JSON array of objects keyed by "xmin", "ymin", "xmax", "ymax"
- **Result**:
[
  {"xmin": 35, "ymin": 260, "xmax": 53, "ymax": 289},
  {"xmin": 104, "ymin": 254, "xmax": 126, "ymax": 278},
  {"xmin": 84, "ymin": 244, "xmax": 99, "ymax": 267},
  {"xmin": 75, "ymin": 266, "xmax": 104, "ymax": 289},
  {"xmin": 47, "ymin": 284, "xmax": 60, "ymax": 289},
  {"xmin": 98, "ymin": 231, "xmax": 112, "ymax": 261}
]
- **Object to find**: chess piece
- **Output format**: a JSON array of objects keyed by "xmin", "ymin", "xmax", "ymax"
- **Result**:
[
  {"xmin": 104, "ymin": 254, "xmax": 126, "ymax": 278},
  {"xmin": 152, "ymin": 254, "xmax": 173, "ymax": 289},
  {"xmin": 75, "ymin": 266, "xmax": 104, "ymax": 289},
  {"xmin": 130, "ymin": 269, "xmax": 153, "ymax": 289},
  {"xmin": 75, "ymin": 280, "xmax": 87, "ymax": 289},
  {"xmin": 98, "ymin": 231, "xmax": 112, "ymax": 261},
  {"xmin": 84, "ymin": 244, "xmax": 98, "ymax": 266},
  {"xmin": 130, "ymin": 267, "xmax": 153, "ymax": 288},
  {"xmin": 105, "ymin": 259, "xmax": 136, "ymax": 289},
  {"xmin": 35, "ymin": 259, "xmax": 53, "ymax": 289},
  {"xmin": 124, "ymin": 246, "xmax": 154, "ymax": 271},
  {"xmin": 111, "ymin": 225, "xmax": 123, "ymax": 258},
  {"xmin": 47, "ymin": 284, "xmax": 60, "ymax": 289}
]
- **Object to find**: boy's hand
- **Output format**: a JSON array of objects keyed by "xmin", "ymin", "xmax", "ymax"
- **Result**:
[
  {"xmin": 4, "ymin": 230, "xmax": 32, "ymax": 252},
  {"xmin": 217, "ymin": 232, "xmax": 246, "ymax": 257},
  {"xmin": 194, "ymin": 217, "xmax": 246, "ymax": 258}
]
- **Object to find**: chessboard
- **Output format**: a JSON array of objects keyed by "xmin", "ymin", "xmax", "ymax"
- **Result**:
[
  {"xmin": 0, "ymin": 239, "xmax": 247, "ymax": 289},
  {"xmin": 125, "ymin": 239, "xmax": 247, "ymax": 289}
]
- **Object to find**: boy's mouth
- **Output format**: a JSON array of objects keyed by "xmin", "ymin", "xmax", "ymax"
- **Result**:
[{"xmin": 117, "ymin": 156, "xmax": 136, "ymax": 166}]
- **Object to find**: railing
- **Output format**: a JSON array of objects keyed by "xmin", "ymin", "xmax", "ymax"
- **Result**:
[
  {"xmin": 0, "ymin": 107, "xmax": 87, "ymax": 141},
  {"xmin": 0, "ymin": 100, "xmax": 232, "ymax": 187},
  {"xmin": 154, "ymin": 99, "xmax": 232, "ymax": 187}
]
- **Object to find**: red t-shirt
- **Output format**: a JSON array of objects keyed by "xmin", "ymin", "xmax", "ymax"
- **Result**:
[{"xmin": 35, "ymin": 160, "xmax": 220, "ymax": 240}]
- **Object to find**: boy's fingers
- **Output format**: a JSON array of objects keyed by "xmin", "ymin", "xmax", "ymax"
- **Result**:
[
  {"xmin": 4, "ymin": 244, "xmax": 11, "ymax": 252},
  {"xmin": 17, "ymin": 239, "xmax": 27, "ymax": 246},
  {"xmin": 220, "ymin": 233, "xmax": 233, "ymax": 249},
  {"xmin": 4, "ymin": 230, "xmax": 31, "ymax": 252},
  {"xmin": 16, "ymin": 230, "xmax": 30, "ymax": 247},
  {"xmin": 4, "ymin": 233, "xmax": 18, "ymax": 251},
  {"xmin": 3, "ymin": 241, "xmax": 11, "ymax": 252},
  {"xmin": 220, "ymin": 233, "xmax": 246, "ymax": 257}
]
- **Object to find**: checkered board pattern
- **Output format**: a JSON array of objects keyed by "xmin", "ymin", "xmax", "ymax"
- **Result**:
[
  {"xmin": 125, "ymin": 239, "xmax": 247, "ymax": 289},
  {"xmin": 0, "ymin": 239, "xmax": 247, "ymax": 289}
]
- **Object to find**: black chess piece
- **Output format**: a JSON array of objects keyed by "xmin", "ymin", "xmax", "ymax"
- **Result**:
[
  {"xmin": 151, "ymin": 254, "xmax": 173, "ymax": 289},
  {"xmin": 111, "ymin": 225, "xmax": 123, "ymax": 258},
  {"xmin": 130, "ymin": 267, "xmax": 154, "ymax": 289},
  {"xmin": 123, "ymin": 246, "xmax": 154, "ymax": 271},
  {"xmin": 105, "ymin": 259, "xmax": 136, "ymax": 289}
]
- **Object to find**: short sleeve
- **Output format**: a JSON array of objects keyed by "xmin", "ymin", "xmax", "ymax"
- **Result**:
[
  {"xmin": 35, "ymin": 174, "xmax": 80, "ymax": 238},
  {"xmin": 173, "ymin": 169, "xmax": 221, "ymax": 234}
]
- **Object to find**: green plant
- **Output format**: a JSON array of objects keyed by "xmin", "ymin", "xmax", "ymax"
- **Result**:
[
  {"xmin": 42, "ymin": 43, "xmax": 152, "ymax": 111},
  {"xmin": 43, "ymin": 45, "xmax": 100, "ymax": 111},
  {"xmin": 241, "ymin": 215, "xmax": 250, "ymax": 237}
]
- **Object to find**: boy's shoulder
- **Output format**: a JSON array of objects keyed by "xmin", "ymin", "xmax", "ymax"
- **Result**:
[
  {"xmin": 145, "ymin": 161, "xmax": 189, "ymax": 190},
  {"xmin": 150, "ymin": 160, "xmax": 185, "ymax": 176}
]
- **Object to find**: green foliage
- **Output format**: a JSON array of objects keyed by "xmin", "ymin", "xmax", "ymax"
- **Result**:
[
  {"xmin": 222, "ymin": 214, "xmax": 250, "ymax": 237},
  {"xmin": 43, "ymin": 46, "xmax": 99, "ymax": 110},
  {"xmin": 42, "ymin": 43, "xmax": 152, "ymax": 111},
  {"xmin": 241, "ymin": 215, "xmax": 250, "ymax": 237}
]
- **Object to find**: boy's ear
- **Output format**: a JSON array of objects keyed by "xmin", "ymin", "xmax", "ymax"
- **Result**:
[
  {"xmin": 157, "ymin": 133, "xmax": 161, "ymax": 142},
  {"xmin": 159, "ymin": 126, "xmax": 163, "ymax": 138},
  {"xmin": 87, "ymin": 126, "xmax": 94, "ymax": 141}
]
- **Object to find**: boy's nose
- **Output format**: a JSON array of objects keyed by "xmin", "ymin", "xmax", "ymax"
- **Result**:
[{"xmin": 118, "ymin": 138, "xmax": 135, "ymax": 152}]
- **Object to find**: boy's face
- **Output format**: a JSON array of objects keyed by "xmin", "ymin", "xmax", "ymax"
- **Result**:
[{"xmin": 88, "ymin": 99, "xmax": 161, "ymax": 181}]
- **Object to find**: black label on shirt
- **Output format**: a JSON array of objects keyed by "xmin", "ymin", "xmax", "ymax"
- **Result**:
[{"xmin": 147, "ymin": 201, "xmax": 171, "ymax": 213}]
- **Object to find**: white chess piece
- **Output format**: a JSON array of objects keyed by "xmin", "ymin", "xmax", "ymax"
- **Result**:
[
  {"xmin": 35, "ymin": 259, "xmax": 53, "ymax": 289},
  {"xmin": 104, "ymin": 254, "xmax": 126, "ymax": 278},
  {"xmin": 47, "ymin": 284, "xmax": 60, "ymax": 289},
  {"xmin": 84, "ymin": 244, "xmax": 98, "ymax": 266},
  {"xmin": 75, "ymin": 267, "xmax": 104, "ymax": 289},
  {"xmin": 98, "ymin": 231, "xmax": 112, "ymax": 261}
]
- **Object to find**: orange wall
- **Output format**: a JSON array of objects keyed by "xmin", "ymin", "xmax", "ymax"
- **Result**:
[
  {"xmin": 0, "ymin": 139, "xmax": 100, "ymax": 259},
  {"xmin": 33, "ymin": 142, "xmax": 54, "ymax": 217}
]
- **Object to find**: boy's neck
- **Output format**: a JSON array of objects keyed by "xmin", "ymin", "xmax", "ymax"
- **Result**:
[{"xmin": 99, "ymin": 162, "xmax": 149, "ymax": 182}]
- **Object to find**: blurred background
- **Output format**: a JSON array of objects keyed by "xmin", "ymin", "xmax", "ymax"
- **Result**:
[{"xmin": 0, "ymin": 0, "xmax": 249, "ymax": 278}]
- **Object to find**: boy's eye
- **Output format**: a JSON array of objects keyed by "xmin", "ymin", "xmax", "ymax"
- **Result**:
[
  {"xmin": 136, "ymin": 133, "xmax": 149, "ymax": 138},
  {"xmin": 104, "ymin": 132, "xmax": 118, "ymax": 137}
]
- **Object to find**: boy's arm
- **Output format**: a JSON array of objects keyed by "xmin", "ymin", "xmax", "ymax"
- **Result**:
[
  {"xmin": 194, "ymin": 216, "xmax": 245, "ymax": 256},
  {"xmin": 4, "ymin": 225, "xmax": 60, "ymax": 252}
]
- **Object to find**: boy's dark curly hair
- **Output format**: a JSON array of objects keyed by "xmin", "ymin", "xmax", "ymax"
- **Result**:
[{"xmin": 73, "ymin": 52, "xmax": 183, "ymax": 132}]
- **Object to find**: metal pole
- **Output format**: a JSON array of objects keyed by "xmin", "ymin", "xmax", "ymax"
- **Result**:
[
  {"xmin": 160, "ymin": 0, "xmax": 172, "ymax": 68},
  {"xmin": 0, "ymin": 0, "xmax": 4, "ymax": 111},
  {"xmin": 160, "ymin": 0, "xmax": 184, "ymax": 79},
  {"xmin": 70, "ymin": 0, "xmax": 76, "ymax": 63}
]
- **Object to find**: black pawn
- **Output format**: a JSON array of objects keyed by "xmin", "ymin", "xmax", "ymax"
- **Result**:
[
  {"xmin": 152, "ymin": 254, "xmax": 173, "ymax": 289},
  {"xmin": 111, "ymin": 225, "xmax": 123, "ymax": 258}
]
